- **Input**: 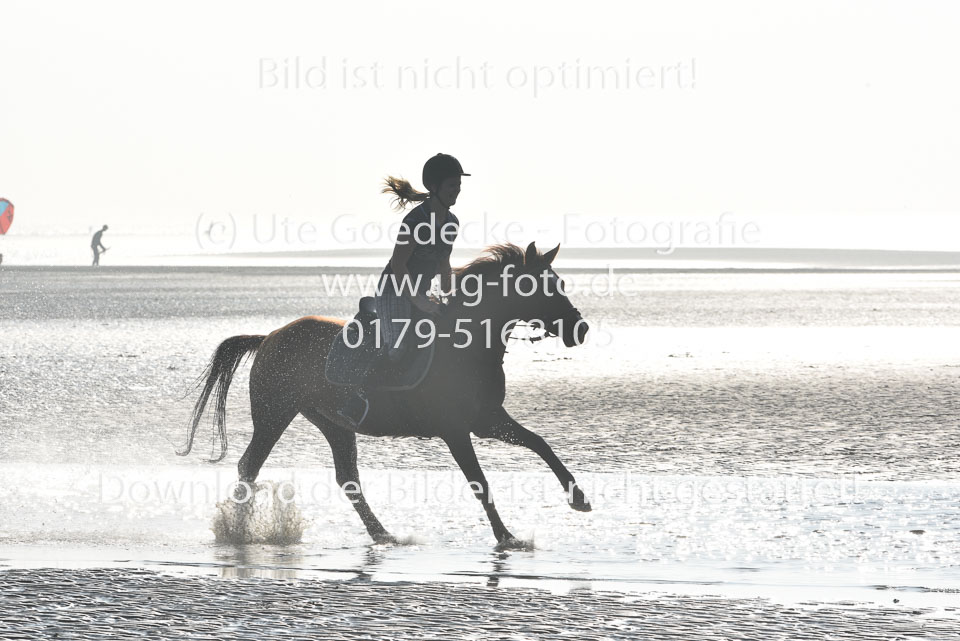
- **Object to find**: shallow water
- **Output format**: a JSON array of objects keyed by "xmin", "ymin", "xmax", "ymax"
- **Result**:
[{"xmin": 1, "ymin": 266, "xmax": 959, "ymax": 624}]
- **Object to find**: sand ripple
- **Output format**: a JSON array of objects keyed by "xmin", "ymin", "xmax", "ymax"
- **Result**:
[{"xmin": 0, "ymin": 568, "xmax": 956, "ymax": 640}]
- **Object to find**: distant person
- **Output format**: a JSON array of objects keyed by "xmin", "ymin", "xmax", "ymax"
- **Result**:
[{"xmin": 91, "ymin": 225, "xmax": 108, "ymax": 266}]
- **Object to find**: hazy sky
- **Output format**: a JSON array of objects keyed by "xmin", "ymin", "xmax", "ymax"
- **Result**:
[{"xmin": 1, "ymin": 1, "xmax": 958, "ymax": 250}]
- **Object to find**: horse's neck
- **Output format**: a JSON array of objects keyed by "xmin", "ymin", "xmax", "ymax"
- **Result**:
[{"xmin": 445, "ymin": 295, "xmax": 513, "ymax": 362}]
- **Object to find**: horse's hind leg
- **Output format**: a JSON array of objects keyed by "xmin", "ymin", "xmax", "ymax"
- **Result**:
[
  {"xmin": 444, "ymin": 432, "xmax": 518, "ymax": 547},
  {"xmin": 238, "ymin": 400, "xmax": 298, "ymax": 484},
  {"xmin": 474, "ymin": 407, "xmax": 591, "ymax": 512},
  {"xmin": 300, "ymin": 408, "xmax": 394, "ymax": 544}
]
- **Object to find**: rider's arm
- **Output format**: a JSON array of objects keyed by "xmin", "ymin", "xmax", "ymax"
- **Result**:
[
  {"xmin": 389, "ymin": 227, "xmax": 441, "ymax": 316},
  {"xmin": 389, "ymin": 231, "xmax": 417, "ymax": 301},
  {"xmin": 439, "ymin": 256, "xmax": 453, "ymax": 297}
]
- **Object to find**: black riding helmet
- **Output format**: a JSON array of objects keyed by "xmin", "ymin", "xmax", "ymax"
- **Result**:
[{"xmin": 422, "ymin": 153, "xmax": 470, "ymax": 192}]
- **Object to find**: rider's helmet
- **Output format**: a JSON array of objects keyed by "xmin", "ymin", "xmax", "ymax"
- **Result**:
[{"xmin": 422, "ymin": 153, "xmax": 470, "ymax": 192}]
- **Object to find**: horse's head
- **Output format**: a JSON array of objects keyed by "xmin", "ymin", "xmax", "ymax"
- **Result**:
[
  {"xmin": 517, "ymin": 242, "xmax": 588, "ymax": 347},
  {"xmin": 453, "ymin": 242, "xmax": 588, "ymax": 348}
]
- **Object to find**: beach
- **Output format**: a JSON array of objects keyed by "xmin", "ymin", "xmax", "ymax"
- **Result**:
[
  {"xmin": 5, "ymin": 0, "xmax": 960, "ymax": 635},
  {"xmin": 1, "ymin": 265, "xmax": 959, "ymax": 638},
  {"xmin": 3, "ymin": 568, "xmax": 958, "ymax": 640}
]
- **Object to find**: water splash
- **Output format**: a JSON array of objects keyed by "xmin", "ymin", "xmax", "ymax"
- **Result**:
[
  {"xmin": 212, "ymin": 481, "xmax": 307, "ymax": 545},
  {"xmin": 496, "ymin": 536, "xmax": 536, "ymax": 552}
]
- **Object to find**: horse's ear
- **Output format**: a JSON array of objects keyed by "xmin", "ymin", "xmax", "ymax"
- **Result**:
[
  {"xmin": 524, "ymin": 241, "xmax": 538, "ymax": 264},
  {"xmin": 542, "ymin": 243, "xmax": 560, "ymax": 265}
]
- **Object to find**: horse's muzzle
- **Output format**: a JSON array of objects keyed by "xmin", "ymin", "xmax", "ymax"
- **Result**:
[{"xmin": 551, "ymin": 308, "xmax": 588, "ymax": 347}]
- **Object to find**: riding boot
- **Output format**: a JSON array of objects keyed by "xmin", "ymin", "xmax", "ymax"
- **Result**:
[
  {"xmin": 337, "ymin": 388, "xmax": 369, "ymax": 428},
  {"xmin": 337, "ymin": 355, "xmax": 379, "ymax": 427},
  {"xmin": 337, "ymin": 331, "xmax": 407, "ymax": 428}
]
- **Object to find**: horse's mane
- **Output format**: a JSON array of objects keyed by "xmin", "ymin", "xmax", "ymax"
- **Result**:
[
  {"xmin": 444, "ymin": 243, "xmax": 551, "ymax": 306},
  {"xmin": 453, "ymin": 243, "xmax": 531, "ymax": 282}
]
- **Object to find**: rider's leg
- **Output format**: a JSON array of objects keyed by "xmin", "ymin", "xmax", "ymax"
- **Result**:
[
  {"xmin": 376, "ymin": 287, "xmax": 413, "ymax": 363},
  {"xmin": 338, "ymin": 289, "xmax": 412, "ymax": 427}
]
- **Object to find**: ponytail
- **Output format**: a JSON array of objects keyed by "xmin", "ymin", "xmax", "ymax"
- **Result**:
[{"xmin": 382, "ymin": 176, "xmax": 429, "ymax": 212}]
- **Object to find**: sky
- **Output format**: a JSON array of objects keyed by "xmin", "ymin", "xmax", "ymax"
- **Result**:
[{"xmin": 1, "ymin": 0, "xmax": 959, "ymax": 252}]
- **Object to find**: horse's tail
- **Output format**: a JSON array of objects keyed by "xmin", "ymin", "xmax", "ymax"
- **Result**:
[{"xmin": 177, "ymin": 335, "xmax": 266, "ymax": 462}]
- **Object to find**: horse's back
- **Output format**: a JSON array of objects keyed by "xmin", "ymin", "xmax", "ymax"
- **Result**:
[
  {"xmin": 249, "ymin": 316, "xmax": 345, "ymax": 398},
  {"xmin": 261, "ymin": 316, "xmax": 345, "ymax": 354}
]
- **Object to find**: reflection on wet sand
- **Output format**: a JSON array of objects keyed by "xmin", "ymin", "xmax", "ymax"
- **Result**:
[
  {"xmin": 216, "ymin": 545, "xmax": 305, "ymax": 580},
  {"xmin": 349, "ymin": 546, "xmax": 386, "ymax": 583},
  {"xmin": 486, "ymin": 552, "xmax": 510, "ymax": 588},
  {"xmin": 214, "ymin": 544, "xmax": 390, "ymax": 582}
]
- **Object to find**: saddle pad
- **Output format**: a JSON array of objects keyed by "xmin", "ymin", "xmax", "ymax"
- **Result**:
[
  {"xmin": 324, "ymin": 323, "xmax": 436, "ymax": 392},
  {"xmin": 324, "ymin": 322, "xmax": 379, "ymax": 387},
  {"xmin": 365, "ymin": 340, "xmax": 435, "ymax": 391}
]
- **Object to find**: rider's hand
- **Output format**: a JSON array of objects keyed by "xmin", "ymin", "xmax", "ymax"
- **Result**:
[{"xmin": 411, "ymin": 295, "xmax": 444, "ymax": 317}]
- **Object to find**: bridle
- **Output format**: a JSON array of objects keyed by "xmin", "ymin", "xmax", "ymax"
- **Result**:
[{"xmin": 509, "ymin": 305, "xmax": 583, "ymax": 343}]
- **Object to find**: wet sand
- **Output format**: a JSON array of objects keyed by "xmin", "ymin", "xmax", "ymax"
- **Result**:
[
  {"xmin": 2, "ymin": 267, "xmax": 959, "ymax": 637},
  {"xmin": 2, "ymin": 267, "xmax": 959, "ymax": 479},
  {"xmin": 1, "ymin": 568, "xmax": 957, "ymax": 640}
]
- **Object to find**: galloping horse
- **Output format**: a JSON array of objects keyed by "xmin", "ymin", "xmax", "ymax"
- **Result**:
[{"xmin": 179, "ymin": 242, "xmax": 591, "ymax": 548}]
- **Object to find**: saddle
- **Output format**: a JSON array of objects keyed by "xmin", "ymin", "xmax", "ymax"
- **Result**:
[{"xmin": 324, "ymin": 296, "xmax": 435, "ymax": 391}]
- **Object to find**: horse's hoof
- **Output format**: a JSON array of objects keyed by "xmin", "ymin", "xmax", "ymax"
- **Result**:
[
  {"xmin": 373, "ymin": 533, "xmax": 398, "ymax": 545},
  {"xmin": 495, "ymin": 536, "xmax": 534, "ymax": 552},
  {"xmin": 568, "ymin": 488, "xmax": 592, "ymax": 512}
]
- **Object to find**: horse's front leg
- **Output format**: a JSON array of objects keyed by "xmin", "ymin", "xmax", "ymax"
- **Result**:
[
  {"xmin": 474, "ymin": 407, "xmax": 591, "ymax": 512},
  {"xmin": 443, "ymin": 432, "xmax": 522, "ymax": 549}
]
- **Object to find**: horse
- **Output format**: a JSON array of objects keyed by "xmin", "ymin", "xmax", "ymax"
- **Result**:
[{"xmin": 178, "ymin": 242, "xmax": 592, "ymax": 549}]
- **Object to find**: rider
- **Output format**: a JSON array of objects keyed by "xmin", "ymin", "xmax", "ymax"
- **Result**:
[{"xmin": 338, "ymin": 153, "xmax": 469, "ymax": 427}]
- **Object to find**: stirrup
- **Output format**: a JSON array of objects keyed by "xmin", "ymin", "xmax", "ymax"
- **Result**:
[{"xmin": 337, "ymin": 393, "xmax": 369, "ymax": 427}]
